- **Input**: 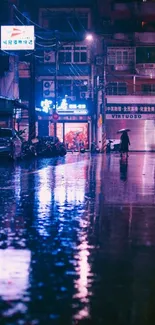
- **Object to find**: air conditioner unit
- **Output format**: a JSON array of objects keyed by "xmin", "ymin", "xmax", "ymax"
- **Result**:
[
  {"xmin": 96, "ymin": 56, "xmax": 104, "ymax": 66},
  {"xmin": 44, "ymin": 51, "xmax": 55, "ymax": 63},
  {"xmin": 43, "ymin": 80, "xmax": 55, "ymax": 98}
]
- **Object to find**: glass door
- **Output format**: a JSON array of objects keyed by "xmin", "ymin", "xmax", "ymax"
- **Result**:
[{"xmin": 64, "ymin": 122, "xmax": 89, "ymax": 150}]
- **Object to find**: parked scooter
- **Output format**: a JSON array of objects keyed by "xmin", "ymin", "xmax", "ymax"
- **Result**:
[
  {"xmin": 91, "ymin": 142, "xmax": 100, "ymax": 154},
  {"xmin": 17, "ymin": 130, "xmax": 37, "ymax": 158},
  {"xmin": 106, "ymin": 139, "xmax": 120, "ymax": 153},
  {"xmin": 55, "ymin": 141, "xmax": 67, "ymax": 156},
  {"xmin": 22, "ymin": 140, "xmax": 37, "ymax": 158},
  {"xmin": 35, "ymin": 137, "xmax": 67, "ymax": 157}
]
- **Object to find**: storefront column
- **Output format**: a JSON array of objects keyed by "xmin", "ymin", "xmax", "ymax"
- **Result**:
[{"xmin": 38, "ymin": 120, "xmax": 49, "ymax": 137}]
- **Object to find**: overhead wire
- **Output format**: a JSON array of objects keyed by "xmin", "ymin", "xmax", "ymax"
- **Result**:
[
  {"xmin": 13, "ymin": 5, "xmax": 52, "ymax": 32},
  {"xmin": 15, "ymin": 14, "xmax": 56, "ymax": 41},
  {"xmin": 14, "ymin": 5, "xmax": 141, "ymax": 86},
  {"xmin": 13, "ymin": 5, "xmax": 96, "ymax": 94},
  {"xmin": 0, "ymin": 50, "xmax": 17, "ymax": 56}
]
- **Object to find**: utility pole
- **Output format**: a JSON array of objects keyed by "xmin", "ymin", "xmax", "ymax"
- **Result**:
[
  {"xmin": 101, "ymin": 40, "xmax": 107, "ymax": 152},
  {"xmin": 29, "ymin": 53, "xmax": 36, "ymax": 140},
  {"xmin": 53, "ymin": 37, "xmax": 59, "ymax": 138}
]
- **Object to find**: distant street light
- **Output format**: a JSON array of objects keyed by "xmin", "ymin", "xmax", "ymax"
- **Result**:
[{"xmin": 85, "ymin": 33, "xmax": 94, "ymax": 42}]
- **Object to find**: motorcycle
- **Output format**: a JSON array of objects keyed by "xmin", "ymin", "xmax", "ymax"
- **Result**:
[
  {"xmin": 106, "ymin": 139, "xmax": 120, "ymax": 153},
  {"xmin": 17, "ymin": 129, "xmax": 37, "ymax": 159},
  {"xmin": 22, "ymin": 140, "xmax": 37, "ymax": 159},
  {"xmin": 55, "ymin": 142, "xmax": 67, "ymax": 157},
  {"xmin": 35, "ymin": 137, "xmax": 67, "ymax": 157}
]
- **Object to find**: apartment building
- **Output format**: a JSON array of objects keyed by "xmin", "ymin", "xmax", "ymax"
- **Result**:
[
  {"xmin": 0, "ymin": 0, "xmax": 20, "ymax": 128},
  {"xmin": 18, "ymin": 0, "xmax": 100, "ymax": 148},
  {"xmin": 98, "ymin": 0, "xmax": 155, "ymax": 151}
]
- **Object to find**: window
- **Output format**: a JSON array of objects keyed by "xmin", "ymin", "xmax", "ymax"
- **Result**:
[
  {"xmin": 58, "ymin": 50, "xmax": 71, "ymax": 63},
  {"xmin": 123, "ymin": 51, "xmax": 128, "ymax": 64},
  {"xmin": 142, "ymin": 84, "xmax": 155, "ymax": 94},
  {"xmin": 106, "ymin": 82, "xmax": 127, "ymax": 95},
  {"xmin": 57, "ymin": 79, "xmax": 88, "ymax": 98},
  {"xmin": 74, "ymin": 52, "xmax": 80, "ymax": 63},
  {"xmin": 41, "ymin": 10, "xmax": 88, "ymax": 32},
  {"xmin": 68, "ymin": 12, "xmax": 88, "ymax": 31},
  {"xmin": 136, "ymin": 47, "xmax": 155, "ymax": 63},
  {"xmin": 117, "ymin": 51, "xmax": 122, "ymax": 64},
  {"xmin": 74, "ymin": 46, "xmax": 87, "ymax": 63},
  {"xmin": 57, "ymin": 45, "xmax": 87, "ymax": 64},
  {"xmin": 73, "ymin": 80, "xmax": 88, "ymax": 97},
  {"xmin": 108, "ymin": 51, "xmax": 115, "ymax": 65},
  {"xmin": 58, "ymin": 80, "xmax": 72, "ymax": 96},
  {"xmin": 108, "ymin": 48, "xmax": 135, "ymax": 65}
]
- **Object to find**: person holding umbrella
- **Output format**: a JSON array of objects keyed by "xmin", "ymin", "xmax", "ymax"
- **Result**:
[{"xmin": 118, "ymin": 129, "xmax": 131, "ymax": 158}]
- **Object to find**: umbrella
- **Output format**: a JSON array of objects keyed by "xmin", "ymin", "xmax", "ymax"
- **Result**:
[{"xmin": 117, "ymin": 128, "xmax": 131, "ymax": 134}]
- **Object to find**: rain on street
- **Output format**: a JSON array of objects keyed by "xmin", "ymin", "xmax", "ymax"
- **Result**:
[{"xmin": 0, "ymin": 153, "xmax": 155, "ymax": 325}]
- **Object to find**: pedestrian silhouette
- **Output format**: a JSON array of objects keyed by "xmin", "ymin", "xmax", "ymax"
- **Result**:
[{"xmin": 120, "ymin": 131, "xmax": 130, "ymax": 158}]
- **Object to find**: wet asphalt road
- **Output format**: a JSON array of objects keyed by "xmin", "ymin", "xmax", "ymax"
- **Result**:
[{"xmin": 0, "ymin": 152, "xmax": 155, "ymax": 325}]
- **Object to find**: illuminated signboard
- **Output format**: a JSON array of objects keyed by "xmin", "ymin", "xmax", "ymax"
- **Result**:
[
  {"xmin": 41, "ymin": 99, "xmax": 52, "ymax": 113},
  {"xmin": 36, "ymin": 98, "xmax": 89, "ymax": 115},
  {"xmin": 106, "ymin": 114, "xmax": 155, "ymax": 120},
  {"xmin": 1, "ymin": 26, "xmax": 35, "ymax": 50},
  {"xmin": 57, "ymin": 99, "xmax": 88, "ymax": 115},
  {"xmin": 106, "ymin": 104, "xmax": 155, "ymax": 113}
]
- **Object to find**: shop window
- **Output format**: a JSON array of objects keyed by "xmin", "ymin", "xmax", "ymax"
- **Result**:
[
  {"xmin": 65, "ymin": 123, "xmax": 89, "ymax": 150},
  {"xmin": 106, "ymin": 82, "xmax": 127, "ymax": 95}
]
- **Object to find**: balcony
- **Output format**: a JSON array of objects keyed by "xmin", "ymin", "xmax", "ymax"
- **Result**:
[
  {"xmin": 136, "ymin": 63, "xmax": 155, "ymax": 77},
  {"xmin": 109, "ymin": 63, "xmax": 135, "ymax": 72},
  {"xmin": 135, "ymin": 33, "xmax": 155, "ymax": 44}
]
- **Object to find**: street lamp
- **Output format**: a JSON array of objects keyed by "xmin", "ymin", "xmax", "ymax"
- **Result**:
[
  {"xmin": 85, "ymin": 33, "xmax": 94, "ymax": 42},
  {"xmin": 85, "ymin": 32, "xmax": 107, "ymax": 152}
]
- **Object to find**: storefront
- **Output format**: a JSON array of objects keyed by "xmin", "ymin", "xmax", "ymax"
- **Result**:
[
  {"xmin": 49, "ymin": 118, "xmax": 90, "ymax": 150},
  {"xmin": 106, "ymin": 104, "xmax": 155, "ymax": 151},
  {"xmin": 37, "ymin": 100, "xmax": 92, "ymax": 150}
]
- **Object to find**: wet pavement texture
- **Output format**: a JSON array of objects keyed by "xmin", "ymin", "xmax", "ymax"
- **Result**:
[{"xmin": 0, "ymin": 153, "xmax": 155, "ymax": 325}]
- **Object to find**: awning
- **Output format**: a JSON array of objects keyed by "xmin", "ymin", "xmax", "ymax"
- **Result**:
[{"xmin": 14, "ymin": 100, "xmax": 28, "ymax": 110}]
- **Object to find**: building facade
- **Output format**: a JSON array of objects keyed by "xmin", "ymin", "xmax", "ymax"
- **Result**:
[
  {"xmin": 0, "ymin": 0, "xmax": 20, "ymax": 128},
  {"xmin": 98, "ymin": 0, "xmax": 155, "ymax": 151},
  {"xmin": 18, "ymin": 0, "xmax": 102, "ymax": 149}
]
